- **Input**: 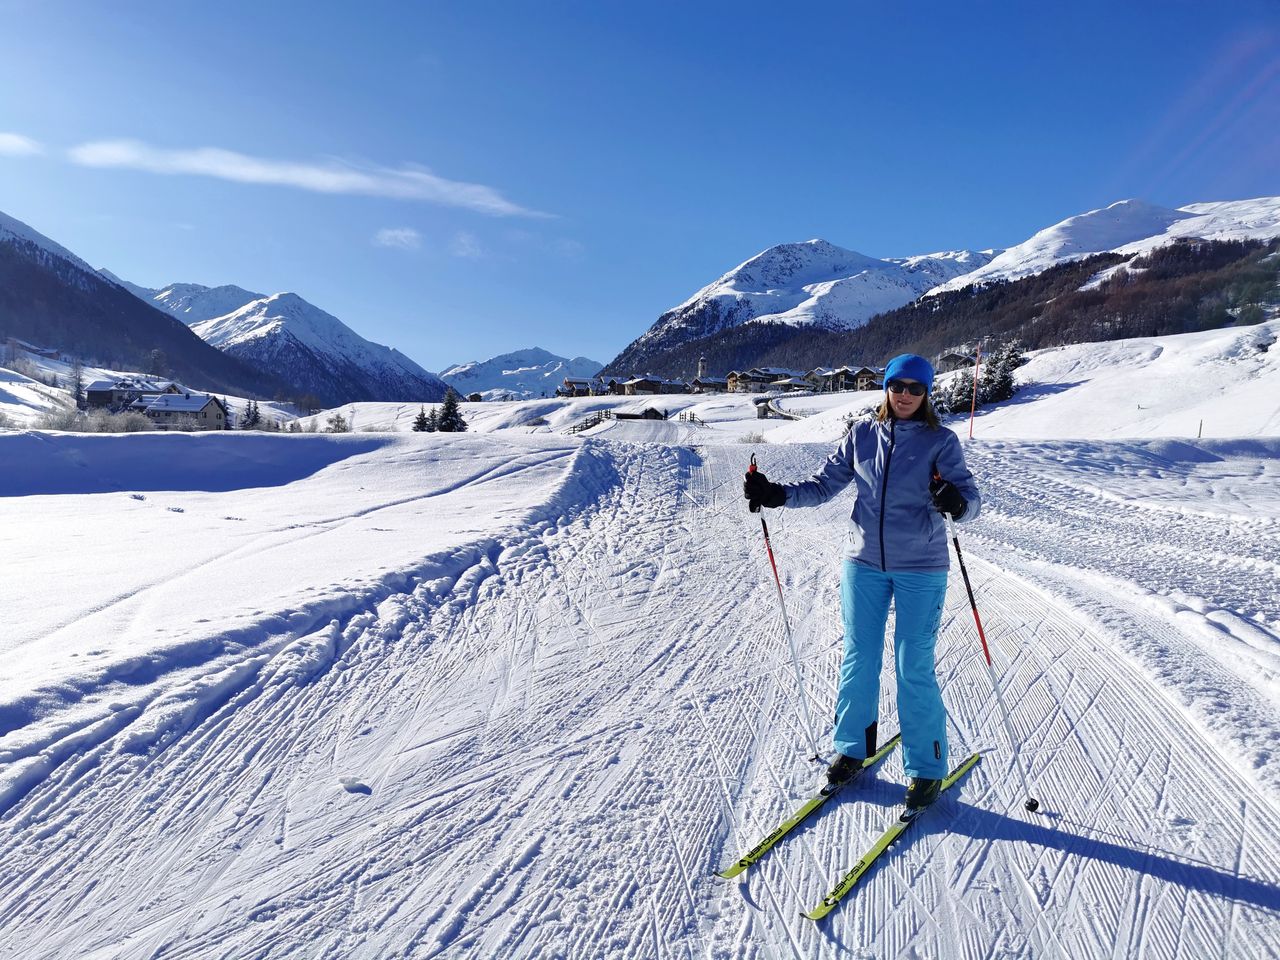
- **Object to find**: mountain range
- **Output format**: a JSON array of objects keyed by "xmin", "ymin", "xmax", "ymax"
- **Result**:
[
  {"xmin": 0, "ymin": 211, "xmax": 288, "ymax": 399},
  {"xmin": 608, "ymin": 241, "xmax": 995, "ymax": 372},
  {"xmin": 926, "ymin": 196, "xmax": 1280, "ymax": 294},
  {"xmin": 113, "ymin": 279, "xmax": 449, "ymax": 408},
  {"xmin": 438, "ymin": 348, "xmax": 604, "ymax": 400},
  {"xmin": 605, "ymin": 196, "xmax": 1280, "ymax": 374},
  {"xmin": 99, "ymin": 273, "xmax": 264, "ymax": 324}
]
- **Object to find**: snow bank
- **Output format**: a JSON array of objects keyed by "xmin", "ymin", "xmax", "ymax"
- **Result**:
[{"xmin": 0, "ymin": 431, "xmax": 604, "ymax": 815}]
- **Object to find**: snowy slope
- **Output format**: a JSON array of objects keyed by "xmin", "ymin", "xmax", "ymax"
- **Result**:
[
  {"xmin": 191, "ymin": 293, "xmax": 449, "ymax": 406},
  {"xmin": 439, "ymin": 347, "xmax": 604, "ymax": 400},
  {"xmin": 99, "ymin": 270, "xmax": 444, "ymax": 405},
  {"xmin": 1, "ymin": 426, "xmax": 1279, "ymax": 958},
  {"xmin": 102, "ymin": 274, "xmax": 265, "ymax": 325},
  {"xmin": 758, "ymin": 318, "xmax": 1280, "ymax": 446},
  {"xmin": 0, "ymin": 345, "xmax": 299, "ymax": 428},
  {"xmin": 291, "ymin": 392, "xmax": 768, "ymax": 443},
  {"xmin": 929, "ymin": 196, "xmax": 1280, "ymax": 294},
  {"xmin": 614, "ymin": 240, "xmax": 994, "ymax": 364},
  {"xmin": 0, "ymin": 365, "xmax": 74, "ymax": 426},
  {"xmin": 4, "ymin": 316, "xmax": 1280, "ymax": 957},
  {"xmin": 0, "ymin": 209, "xmax": 98, "ymax": 278}
]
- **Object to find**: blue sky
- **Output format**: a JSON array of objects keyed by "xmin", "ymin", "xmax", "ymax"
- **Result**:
[{"xmin": 1, "ymin": 1, "xmax": 1277, "ymax": 370}]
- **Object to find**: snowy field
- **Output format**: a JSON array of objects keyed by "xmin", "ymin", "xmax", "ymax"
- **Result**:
[
  {"xmin": 0, "ymin": 346, "xmax": 300, "ymax": 429},
  {"xmin": 2, "ymin": 321, "xmax": 1280, "ymax": 958}
]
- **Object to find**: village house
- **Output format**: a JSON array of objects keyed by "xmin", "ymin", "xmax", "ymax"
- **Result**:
[
  {"xmin": 623, "ymin": 376, "xmax": 660, "ymax": 395},
  {"xmin": 691, "ymin": 376, "xmax": 729, "ymax": 393},
  {"xmin": 770, "ymin": 376, "xmax": 812, "ymax": 393},
  {"xmin": 804, "ymin": 365, "xmax": 882, "ymax": 392},
  {"xmin": 85, "ymin": 377, "xmax": 186, "ymax": 410},
  {"xmin": 621, "ymin": 376, "xmax": 690, "ymax": 396},
  {"xmin": 935, "ymin": 352, "xmax": 976, "ymax": 373},
  {"xmin": 558, "ymin": 377, "xmax": 602, "ymax": 397},
  {"xmin": 613, "ymin": 407, "xmax": 668, "ymax": 421},
  {"xmin": 139, "ymin": 393, "xmax": 230, "ymax": 431},
  {"xmin": 726, "ymin": 367, "xmax": 806, "ymax": 393}
]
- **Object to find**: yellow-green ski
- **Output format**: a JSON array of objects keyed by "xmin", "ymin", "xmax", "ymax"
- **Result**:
[
  {"xmin": 803, "ymin": 752, "xmax": 982, "ymax": 920},
  {"xmin": 715, "ymin": 733, "xmax": 902, "ymax": 880}
]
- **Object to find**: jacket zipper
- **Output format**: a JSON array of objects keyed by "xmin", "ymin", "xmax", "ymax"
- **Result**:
[{"xmin": 879, "ymin": 419, "xmax": 896, "ymax": 571}]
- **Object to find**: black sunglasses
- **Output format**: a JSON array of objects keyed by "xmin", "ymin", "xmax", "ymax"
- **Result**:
[{"xmin": 887, "ymin": 380, "xmax": 927, "ymax": 397}]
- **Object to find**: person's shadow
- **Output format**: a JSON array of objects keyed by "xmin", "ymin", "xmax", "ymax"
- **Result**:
[{"xmin": 810, "ymin": 795, "xmax": 1280, "ymax": 944}]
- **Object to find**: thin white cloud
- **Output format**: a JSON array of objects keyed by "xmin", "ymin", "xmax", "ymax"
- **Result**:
[
  {"xmin": 0, "ymin": 132, "xmax": 43, "ymax": 156},
  {"xmin": 450, "ymin": 231, "xmax": 484, "ymax": 259},
  {"xmin": 373, "ymin": 227, "xmax": 422, "ymax": 249},
  {"xmin": 67, "ymin": 138, "xmax": 546, "ymax": 218}
]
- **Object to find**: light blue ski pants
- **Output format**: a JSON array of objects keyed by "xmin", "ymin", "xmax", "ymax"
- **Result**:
[{"xmin": 834, "ymin": 561, "xmax": 949, "ymax": 779}]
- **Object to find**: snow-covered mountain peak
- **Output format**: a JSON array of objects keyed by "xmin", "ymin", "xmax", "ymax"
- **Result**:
[
  {"xmin": 0, "ymin": 210, "xmax": 97, "ymax": 276},
  {"xmin": 731, "ymin": 239, "xmax": 883, "ymax": 289},
  {"xmin": 679, "ymin": 239, "xmax": 883, "ymax": 310},
  {"xmin": 154, "ymin": 282, "xmax": 265, "ymax": 324},
  {"xmin": 189, "ymin": 292, "xmax": 448, "ymax": 405},
  {"xmin": 101, "ymin": 274, "xmax": 267, "ymax": 325},
  {"xmin": 193, "ymin": 293, "xmax": 358, "ymax": 353},
  {"xmin": 926, "ymin": 195, "xmax": 1280, "ymax": 295},
  {"xmin": 610, "ymin": 239, "xmax": 997, "ymax": 369},
  {"xmin": 439, "ymin": 347, "xmax": 604, "ymax": 400}
]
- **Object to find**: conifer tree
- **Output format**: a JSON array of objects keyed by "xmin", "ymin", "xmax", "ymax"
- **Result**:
[
  {"xmin": 70, "ymin": 359, "xmax": 85, "ymax": 409},
  {"xmin": 412, "ymin": 405, "xmax": 430, "ymax": 431},
  {"xmin": 436, "ymin": 389, "xmax": 468, "ymax": 432}
]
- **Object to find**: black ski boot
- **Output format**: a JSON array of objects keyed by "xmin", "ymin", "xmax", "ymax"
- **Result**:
[
  {"xmin": 825, "ymin": 754, "xmax": 864, "ymax": 789},
  {"xmin": 904, "ymin": 777, "xmax": 941, "ymax": 810}
]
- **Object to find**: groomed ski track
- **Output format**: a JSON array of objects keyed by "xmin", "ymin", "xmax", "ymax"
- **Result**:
[{"xmin": 1, "ymin": 430, "xmax": 1279, "ymax": 959}]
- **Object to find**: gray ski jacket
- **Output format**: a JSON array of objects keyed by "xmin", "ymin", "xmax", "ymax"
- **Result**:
[{"xmin": 780, "ymin": 417, "xmax": 981, "ymax": 572}]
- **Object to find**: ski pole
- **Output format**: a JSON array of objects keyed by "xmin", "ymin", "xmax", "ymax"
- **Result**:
[
  {"xmin": 748, "ymin": 454, "xmax": 822, "ymax": 762},
  {"xmin": 942, "ymin": 509, "xmax": 1041, "ymax": 813}
]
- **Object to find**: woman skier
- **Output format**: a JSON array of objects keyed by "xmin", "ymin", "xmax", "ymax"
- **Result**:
[{"xmin": 742, "ymin": 353, "xmax": 981, "ymax": 809}]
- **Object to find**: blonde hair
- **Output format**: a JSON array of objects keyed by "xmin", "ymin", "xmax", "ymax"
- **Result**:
[{"xmin": 876, "ymin": 393, "xmax": 941, "ymax": 429}]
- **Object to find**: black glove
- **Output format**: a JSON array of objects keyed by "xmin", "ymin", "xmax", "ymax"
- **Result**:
[
  {"xmin": 929, "ymin": 476, "xmax": 967, "ymax": 520},
  {"xmin": 744, "ymin": 469, "xmax": 787, "ymax": 512}
]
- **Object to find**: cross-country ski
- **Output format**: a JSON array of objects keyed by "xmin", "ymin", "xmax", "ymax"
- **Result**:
[
  {"xmin": 803, "ymin": 752, "xmax": 983, "ymax": 920},
  {"xmin": 716, "ymin": 732, "xmax": 903, "ymax": 879}
]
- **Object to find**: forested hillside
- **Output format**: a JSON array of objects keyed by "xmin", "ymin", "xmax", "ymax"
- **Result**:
[{"xmin": 601, "ymin": 238, "xmax": 1280, "ymax": 377}]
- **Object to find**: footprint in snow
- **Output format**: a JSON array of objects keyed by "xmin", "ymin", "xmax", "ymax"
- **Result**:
[
  {"xmin": 339, "ymin": 777, "xmax": 372, "ymax": 796},
  {"xmin": 167, "ymin": 506, "xmax": 185, "ymax": 513}
]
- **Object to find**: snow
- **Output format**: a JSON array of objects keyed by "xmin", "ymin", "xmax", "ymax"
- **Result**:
[
  {"xmin": 2, "ymin": 320, "xmax": 1280, "ymax": 958},
  {"xmin": 625, "ymin": 197, "xmax": 1278, "ymax": 363},
  {"xmin": 294, "ymin": 391, "xmax": 783, "ymax": 440},
  {"xmin": 929, "ymin": 196, "xmax": 1280, "ymax": 295},
  {"xmin": 0, "ymin": 365, "xmax": 73, "ymax": 426},
  {"xmin": 0, "ymin": 346, "xmax": 298, "ymax": 428},
  {"xmin": 0, "ymin": 210, "xmax": 99, "ymax": 277},
  {"xmin": 650, "ymin": 239, "xmax": 995, "ymax": 337},
  {"xmin": 104, "ymin": 277, "xmax": 266, "ymax": 325},
  {"xmin": 438, "ymin": 347, "xmax": 605, "ymax": 400},
  {"xmin": 190, "ymin": 292, "xmax": 449, "ymax": 400}
]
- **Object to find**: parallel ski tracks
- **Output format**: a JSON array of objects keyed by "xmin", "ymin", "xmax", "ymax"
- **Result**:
[{"xmin": 2, "ymin": 441, "xmax": 1279, "ymax": 958}]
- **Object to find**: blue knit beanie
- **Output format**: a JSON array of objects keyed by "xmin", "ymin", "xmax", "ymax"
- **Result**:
[{"xmin": 883, "ymin": 354, "xmax": 935, "ymax": 393}]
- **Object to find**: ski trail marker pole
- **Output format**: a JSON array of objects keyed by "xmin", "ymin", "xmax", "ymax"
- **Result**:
[
  {"xmin": 748, "ymin": 454, "xmax": 821, "ymax": 762},
  {"xmin": 942, "ymin": 506, "xmax": 1041, "ymax": 813}
]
